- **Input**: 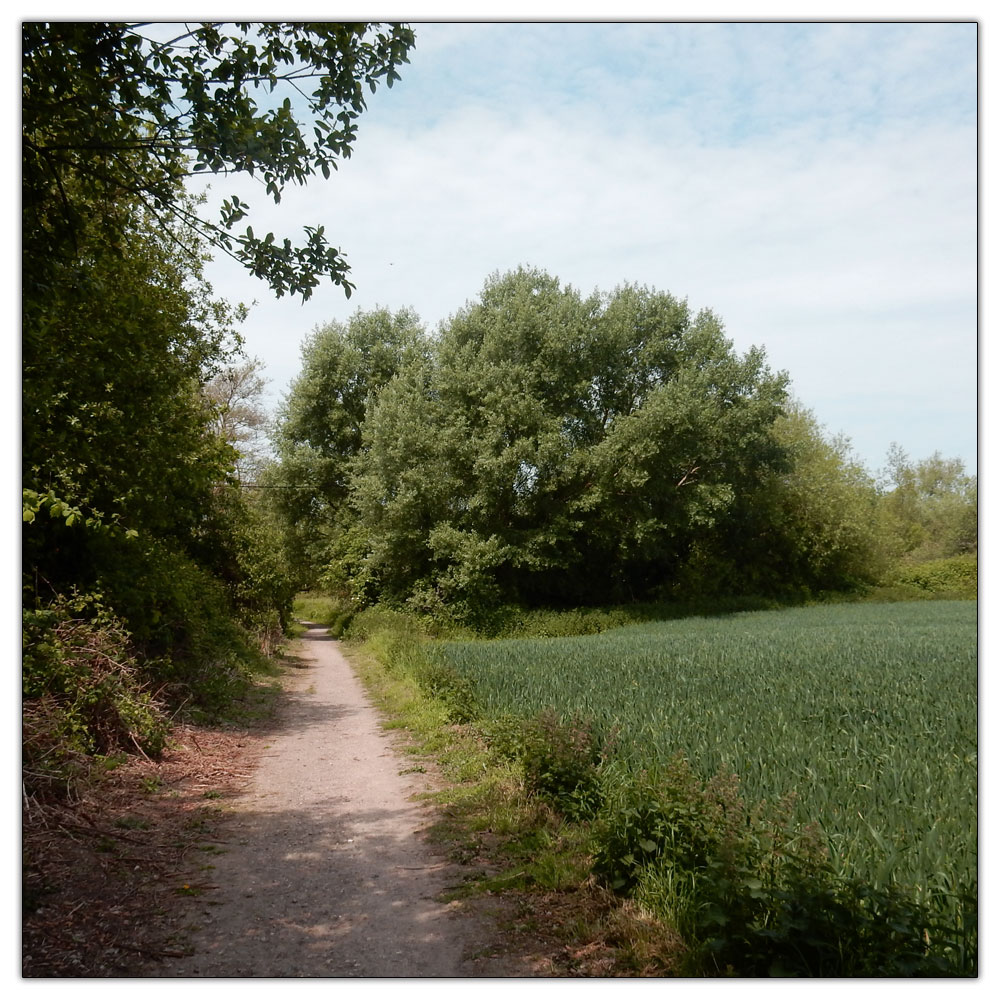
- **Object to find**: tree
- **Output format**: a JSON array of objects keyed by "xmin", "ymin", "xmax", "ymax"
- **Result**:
[
  {"xmin": 268, "ymin": 307, "xmax": 429, "ymax": 588},
  {"xmin": 203, "ymin": 358, "xmax": 272, "ymax": 483},
  {"xmin": 22, "ymin": 189, "xmax": 241, "ymax": 590},
  {"xmin": 350, "ymin": 268, "xmax": 792, "ymax": 611},
  {"xmin": 878, "ymin": 445, "xmax": 977, "ymax": 561},
  {"xmin": 22, "ymin": 21, "xmax": 415, "ymax": 301},
  {"xmin": 23, "ymin": 19, "xmax": 415, "ymax": 621},
  {"xmin": 678, "ymin": 402, "xmax": 891, "ymax": 597}
]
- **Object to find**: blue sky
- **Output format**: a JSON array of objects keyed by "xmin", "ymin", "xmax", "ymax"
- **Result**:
[{"xmin": 191, "ymin": 17, "xmax": 978, "ymax": 477}]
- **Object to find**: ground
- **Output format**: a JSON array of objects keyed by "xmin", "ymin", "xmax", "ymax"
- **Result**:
[{"xmin": 23, "ymin": 625, "xmax": 627, "ymax": 978}]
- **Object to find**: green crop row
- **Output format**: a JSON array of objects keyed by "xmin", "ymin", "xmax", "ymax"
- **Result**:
[{"xmin": 431, "ymin": 600, "xmax": 977, "ymax": 959}]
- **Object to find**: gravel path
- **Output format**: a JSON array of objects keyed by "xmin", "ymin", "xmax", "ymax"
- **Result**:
[{"xmin": 158, "ymin": 625, "xmax": 504, "ymax": 978}]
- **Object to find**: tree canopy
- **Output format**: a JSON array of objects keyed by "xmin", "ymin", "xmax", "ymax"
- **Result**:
[
  {"xmin": 268, "ymin": 306, "xmax": 429, "ymax": 586},
  {"xmin": 21, "ymin": 22, "xmax": 415, "ymax": 765},
  {"xmin": 878, "ymin": 445, "xmax": 977, "ymax": 562},
  {"xmin": 353, "ymin": 270, "xmax": 792, "ymax": 609},
  {"xmin": 274, "ymin": 267, "xmax": 973, "ymax": 618},
  {"xmin": 22, "ymin": 21, "xmax": 415, "ymax": 300}
]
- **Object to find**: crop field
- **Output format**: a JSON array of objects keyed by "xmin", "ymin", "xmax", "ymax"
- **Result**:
[{"xmin": 432, "ymin": 601, "xmax": 977, "ymax": 906}]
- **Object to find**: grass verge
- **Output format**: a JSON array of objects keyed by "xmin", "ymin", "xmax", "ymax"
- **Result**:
[{"xmin": 340, "ymin": 624, "xmax": 689, "ymax": 976}]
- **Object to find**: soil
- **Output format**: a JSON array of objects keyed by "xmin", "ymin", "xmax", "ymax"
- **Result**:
[{"xmin": 22, "ymin": 625, "xmax": 543, "ymax": 978}]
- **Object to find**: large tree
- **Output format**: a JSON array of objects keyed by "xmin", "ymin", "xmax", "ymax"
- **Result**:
[
  {"xmin": 350, "ymin": 268, "xmax": 792, "ymax": 610},
  {"xmin": 268, "ymin": 307, "xmax": 429, "ymax": 588},
  {"xmin": 675, "ymin": 402, "xmax": 892, "ymax": 597}
]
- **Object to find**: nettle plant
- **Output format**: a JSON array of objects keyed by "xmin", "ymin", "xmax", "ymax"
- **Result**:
[{"xmin": 520, "ymin": 710, "xmax": 612, "ymax": 821}]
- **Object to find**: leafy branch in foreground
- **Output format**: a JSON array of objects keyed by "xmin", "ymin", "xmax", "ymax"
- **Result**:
[{"xmin": 22, "ymin": 21, "xmax": 415, "ymax": 299}]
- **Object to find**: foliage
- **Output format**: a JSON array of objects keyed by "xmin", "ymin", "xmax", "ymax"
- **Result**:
[
  {"xmin": 349, "ymin": 268, "xmax": 791, "ymax": 609},
  {"xmin": 876, "ymin": 553, "xmax": 978, "ymax": 601},
  {"xmin": 676, "ymin": 402, "xmax": 892, "ymax": 598},
  {"xmin": 23, "ymin": 21, "xmax": 415, "ymax": 300},
  {"xmin": 267, "ymin": 307, "xmax": 429, "ymax": 588},
  {"xmin": 594, "ymin": 760, "xmax": 963, "ymax": 976},
  {"xmin": 201, "ymin": 488, "xmax": 298, "ymax": 653},
  {"xmin": 23, "ymin": 190, "xmax": 240, "ymax": 583},
  {"xmin": 521, "ymin": 710, "xmax": 608, "ymax": 820},
  {"xmin": 23, "ymin": 25, "xmax": 301, "ymax": 739},
  {"xmin": 411, "ymin": 659, "xmax": 482, "ymax": 724},
  {"xmin": 21, "ymin": 20, "xmax": 401, "ymax": 795},
  {"xmin": 83, "ymin": 535, "xmax": 271, "ymax": 707},
  {"xmin": 877, "ymin": 445, "xmax": 977, "ymax": 563},
  {"xmin": 22, "ymin": 594, "xmax": 170, "ymax": 797}
]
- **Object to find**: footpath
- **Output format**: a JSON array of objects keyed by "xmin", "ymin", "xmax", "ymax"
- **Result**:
[{"xmin": 158, "ymin": 624, "xmax": 513, "ymax": 977}]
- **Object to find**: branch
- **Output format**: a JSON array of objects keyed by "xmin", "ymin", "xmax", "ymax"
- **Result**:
[{"xmin": 676, "ymin": 465, "xmax": 701, "ymax": 487}]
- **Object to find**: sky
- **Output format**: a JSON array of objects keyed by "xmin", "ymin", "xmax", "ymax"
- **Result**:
[{"xmin": 189, "ymin": 16, "xmax": 979, "ymax": 478}]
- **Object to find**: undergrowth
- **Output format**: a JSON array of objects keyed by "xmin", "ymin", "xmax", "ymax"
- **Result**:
[
  {"xmin": 865, "ymin": 553, "xmax": 977, "ymax": 602},
  {"xmin": 24, "ymin": 587, "xmax": 285, "ymax": 801}
]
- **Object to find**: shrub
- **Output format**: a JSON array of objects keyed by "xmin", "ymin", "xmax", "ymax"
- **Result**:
[
  {"xmin": 521, "ymin": 710, "xmax": 608, "ymax": 820},
  {"xmin": 22, "ymin": 594, "xmax": 169, "ymax": 797},
  {"xmin": 91, "ymin": 538, "xmax": 269, "ymax": 711},
  {"xmin": 474, "ymin": 714, "xmax": 528, "ymax": 763},
  {"xmin": 889, "ymin": 554, "xmax": 977, "ymax": 598},
  {"xmin": 593, "ymin": 756, "xmax": 751, "ymax": 894},
  {"xmin": 591, "ymin": 755, "xmax": 965, "ymax": 976},
  {"xmin": 411, "ymin": 658, "xmax": 481, "ymax": 724}
]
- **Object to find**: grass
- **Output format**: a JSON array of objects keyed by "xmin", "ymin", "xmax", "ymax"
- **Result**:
[
  {"xmin": 340, "ymin": 630, "xmax": 687, "ymax": 975},
  {"xmin": 340, "ymin": 595, "xmax": 977, "ymax": 976},
  {"xmin": 433, "ymin": 602, "xmax": 976, "ymax": 899}
]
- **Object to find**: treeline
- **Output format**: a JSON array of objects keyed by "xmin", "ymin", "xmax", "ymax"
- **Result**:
[
  {"xmin": 264, "ymin": 267, "xmax": 976, "ymax": 625},
  {"xmin": 21, "ymin": 22, "xmax": 414, "ymax": 796},
  {"xmin": 21, "ymin": 171, "xmax": 297, "ymax": 794}
]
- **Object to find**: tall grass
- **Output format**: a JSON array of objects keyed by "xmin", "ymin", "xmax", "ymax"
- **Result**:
[{"xmin": 431, "ymin": 600, "xmax": 977, "ymax": 965}]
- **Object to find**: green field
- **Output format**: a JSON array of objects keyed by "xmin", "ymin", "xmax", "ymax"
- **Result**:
[{"xmin": 432, "ymin": 601, "xmax": 977, "ymax": 904}]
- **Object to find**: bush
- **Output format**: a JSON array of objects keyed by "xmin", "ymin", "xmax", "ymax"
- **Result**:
[
  {"xmin": 474, "ymin": 714, "xmax": 529, "ymax": 763},
  {"xmin": 411, "ymin": 659, "xmax": 481, "ymax": 724},
  {"xmin": 593, "ymin": 756, "xmax": 750, "ymax": 894},
  {"xmin": 22, "ymin": 594, "xmax": 169, "ymax": 797},
  {"xmin": 591, "ymin": 755, "xmax": 966, "ymax": 976},
  {"xmin": 90, "ymin": 538, "xmax": 270, "ymax": 711},
  {"xmin": 887, "ymin": 554, "xmax": 977, "ymax": 599},
  {"xmin": 521, "ymin": 710, "xmax": 608, "ymax": 820}
]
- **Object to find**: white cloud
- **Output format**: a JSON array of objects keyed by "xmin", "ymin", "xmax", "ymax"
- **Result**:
[{"xmin": 199, "ymin": 20, "xmax": 976, "ymax": 473}]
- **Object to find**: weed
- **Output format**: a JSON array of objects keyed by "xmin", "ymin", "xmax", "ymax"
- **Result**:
[{"xmin": 521, "ymin": 710, "xmax": 607, "ymax": 821}]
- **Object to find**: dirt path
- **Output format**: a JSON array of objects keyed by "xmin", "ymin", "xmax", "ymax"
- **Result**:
[{"xmin": 157, "ymin": 625, "xmax": 509, "ymax": 978}]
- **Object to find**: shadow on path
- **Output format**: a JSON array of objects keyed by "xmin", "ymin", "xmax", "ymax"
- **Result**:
[{"xmin": 157, "ymin": 627, "xmax": 492, "ymax": 978}]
